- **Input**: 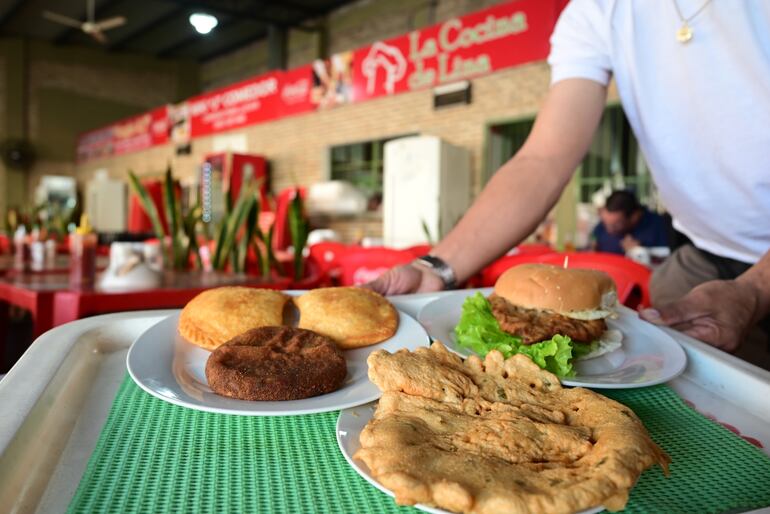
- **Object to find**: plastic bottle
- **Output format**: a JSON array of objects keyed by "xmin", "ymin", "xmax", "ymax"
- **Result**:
[
  {"xmin": 13, "ymin": 226, "xmax": 29, "ymax": 272},
  {"xmin": 69, "ymin": 214, "xmax": 97, "ymax": 287}
]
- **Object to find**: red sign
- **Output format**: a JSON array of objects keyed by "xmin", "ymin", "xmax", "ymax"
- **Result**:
[
  {"xmin": 351, "ymin": 0, "xmax": 556, "ymax": 101},
  {"xmin": 76, "ymin": 0, "xmax": 564, "ymax": 161},
  {"xmin": 187, "ymin": 72, "xmax": 282, "ymax": 137},
  {"xmin": 76, "ymin": 106, "xmax": 168, "ymax": 163},
  {"xmin": 278, "ymin": 64, "xmax": 317, "ymax": 116}
]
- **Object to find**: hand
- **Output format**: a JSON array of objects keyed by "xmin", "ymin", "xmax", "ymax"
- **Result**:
[
  {"xmin": 621, "ymin": 234, "xmax": 641, "ymax": 253},
  {"xmin": 363, "ymin": 263, "xmax": 445, "ymax": 296},
  {"xmin": 639, "ymin": 279, "xmax": 762, "ymax": 352}
]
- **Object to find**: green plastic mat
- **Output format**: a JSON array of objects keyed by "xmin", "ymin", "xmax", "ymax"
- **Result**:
[{"xmin": 68, "ymin": 376, "xmax": 770, "ymax": 514}]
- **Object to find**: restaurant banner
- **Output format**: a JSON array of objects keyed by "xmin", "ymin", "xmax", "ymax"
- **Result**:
[
  {"xmin": 76, "ymin": 0, "xmax": 566, "ymax": 161},
  {"xmin": 351, "ymin": 0, "xmax": 556, "ymax": 101},
  {"xmin": 278, "ymin": 64, "xmax": 317, "ymax": 116},
  {"xmin": 77, "ymin": 106, "xmax": 168, "ymax": 162},
  {"xmin": 187, "ymin": 71, "xmax": 282, "ymax": 137}
]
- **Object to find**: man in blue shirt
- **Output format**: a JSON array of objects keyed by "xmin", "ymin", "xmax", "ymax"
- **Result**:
[{"xmin": 592, "ymin": 190, "xmax": 668, "ymax": 255}]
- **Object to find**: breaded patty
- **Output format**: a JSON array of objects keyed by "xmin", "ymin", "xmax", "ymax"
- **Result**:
[
  {"xmin": 205, "ymin": 326, "xmax": 347, "ymax": 401},
  {"xmin": 488, "ymin": 293, "xmax": 606, "ymax": 344}
]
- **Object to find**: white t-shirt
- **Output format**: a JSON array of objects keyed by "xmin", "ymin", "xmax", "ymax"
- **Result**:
[{"xmin": 548, "ymin": 0, "xmax": 770, "ymax": 264}]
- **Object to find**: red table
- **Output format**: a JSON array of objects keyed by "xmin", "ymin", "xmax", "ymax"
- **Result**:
[
  {"xmin": 52, "ymin": 271, "xmax": 292, "ymax": 328},
  {"xmin": 0, "ymin": 254, "xmax": 109, "ymax": 277},
  {"xmin": 0, "ymin": 271, "xmax": 292, "ymax": 363},
  {"xmin": 0, "ymin": 274, "xmax": 62, "ymax": 338}
]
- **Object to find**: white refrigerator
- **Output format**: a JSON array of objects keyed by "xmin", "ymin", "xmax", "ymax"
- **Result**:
[{"xmin": 383, "ymin": 135, "xmax": 471, "ymax": 248}]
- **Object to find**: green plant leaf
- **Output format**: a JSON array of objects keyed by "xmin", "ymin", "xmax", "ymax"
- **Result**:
[
  {"xmin": 183, "ymin": 203, "xmax": 202, "ymax": 269},
  {"xmin": 211, "ymin": 221, "xmax": 228, "ymax": 270},
  {"xmin": 217, "ymin": 192, "xmax": 256, "ymax": 270},
  {"xmin": 236, "ymin": 198, "xmax": 260, "ymax": 273},
  {"xmin": 420, "ymin": 219, "xmax": 435, "ymax": 245},
  {"xmin": 127, "ymin": 171, "xmax": 166, "ymax": 242},
  {"xmin": 288, "ymin": 188, "xmax": 309, "ymax": 281},
  {"xmin": 162, "ymin": 165, "xmax": 183, "ymax": 268}
]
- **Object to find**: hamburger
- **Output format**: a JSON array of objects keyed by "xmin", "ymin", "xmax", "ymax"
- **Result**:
[{"xmin": 455, "ymin": 263, "xmax": 623, "ymax": 376}]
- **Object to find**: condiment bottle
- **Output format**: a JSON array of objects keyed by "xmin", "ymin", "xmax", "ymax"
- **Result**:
[
  {"xmin": 13, "ymin": 226, "xmax": 29, "ymax": 272},
  {"xmin": 69, "ymin": 214, "xmax": 97, "ymax": 287}
]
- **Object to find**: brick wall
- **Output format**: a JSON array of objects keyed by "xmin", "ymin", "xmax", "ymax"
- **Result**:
[
  {"xmin": 77, "ymin": 61, "xmax": 554, "ymax": 185},
  {"xmin": 72, "ymin": 0, "xmax": 621, "ymax": 243}
]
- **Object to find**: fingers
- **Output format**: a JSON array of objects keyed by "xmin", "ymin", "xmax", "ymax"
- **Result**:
[
  {"xmin": 362, "ymin": 272, "xmax": 393, "ymax": 295},
  {"xmin": 641, "ymin": 295, "xmax": 708, "ymax": 327},
  {"xmin": 362, "ymin": 264, "xmax": 423, "ymax": 295}
]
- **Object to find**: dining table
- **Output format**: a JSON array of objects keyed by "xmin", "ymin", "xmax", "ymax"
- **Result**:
[
  {"xmin": 0, "ymin": 291, "xmax": 768, "ymax": 513},
  {"xmin": 0, "ymin": 254, "xmax": 110, "ymax": 276},
  {"xmin": 0, "ymin": 269, "xmax": 290, "ymax": 364}
]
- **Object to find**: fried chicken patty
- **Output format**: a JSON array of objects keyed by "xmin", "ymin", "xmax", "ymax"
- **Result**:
[
  {"xmin": 488, "ymin": 293, "xmax": 606, "ymax": 345},
  {"xmin": 206, "ymin": 326, "xmax": 347, "ymax": 401}
]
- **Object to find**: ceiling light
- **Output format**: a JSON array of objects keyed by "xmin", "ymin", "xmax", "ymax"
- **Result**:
[{"xmin": 189, "ymin": 13, "xmax": 218, "ymax": 34}]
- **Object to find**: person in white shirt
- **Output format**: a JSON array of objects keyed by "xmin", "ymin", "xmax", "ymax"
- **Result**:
[{"xmin": 367, "ymin": 0, "xmax": 770, "ymax": 369}]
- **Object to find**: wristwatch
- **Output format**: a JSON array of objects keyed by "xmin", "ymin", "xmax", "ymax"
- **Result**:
[{"xmin": 413, "ymin": 255, "xmax": 458, "ymax": 290}]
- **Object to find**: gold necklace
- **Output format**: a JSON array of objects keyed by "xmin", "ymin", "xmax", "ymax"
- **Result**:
[{"xmin": 672, "ymin": 0, "xmax": 713, "ymax": 43}]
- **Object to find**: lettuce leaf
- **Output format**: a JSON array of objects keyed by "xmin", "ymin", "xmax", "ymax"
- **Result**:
[
  {"xmin": 572, "ymin": 340, "xmax": 599, "ymax": 360},
  {"xmin": 454, "ymin": 292, "xmax": 577, "ymax": 377}
]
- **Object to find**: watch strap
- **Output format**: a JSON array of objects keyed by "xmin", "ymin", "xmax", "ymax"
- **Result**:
[{"xmin": 414, "ymin": 255, "xmax": 457, "ymax": 290}]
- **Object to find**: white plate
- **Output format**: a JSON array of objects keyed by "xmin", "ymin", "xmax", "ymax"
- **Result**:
[
  {"xmin": 126, "ymin": 308, "xmax": 429, "ymax": 416},
  {"xmin": 336, "ymin": 403, "xmax": 603, "ymax": 514},
  {"xmin": 417, "ymin": 289, "xmax": 687, "ymax": 389}
]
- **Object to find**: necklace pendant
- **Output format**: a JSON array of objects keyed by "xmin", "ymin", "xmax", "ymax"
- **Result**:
[{"xmin": 677, "ymin": 23, "xmax": 693, "ymax": 43}]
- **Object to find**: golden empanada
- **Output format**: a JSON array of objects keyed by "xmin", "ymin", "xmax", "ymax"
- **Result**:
[
  {"xmin": 295, "ymin": 287, "xmax": 398, "ymax": 349},
  {"xmin": 179, "ymin": 287, "xmax": 289, "ymax": 350}
]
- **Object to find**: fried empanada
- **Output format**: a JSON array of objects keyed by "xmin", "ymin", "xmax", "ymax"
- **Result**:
[
  {"xmin": 179, "ymin": 287, "xmax": 289, "ymax": 350},
  {"xmin": 295, "ymin": 287, "xmax": 398, "ymax": 349},
  {"xmin": 356, "ymin": 343, "xmax": 670, "ymax": 514}
]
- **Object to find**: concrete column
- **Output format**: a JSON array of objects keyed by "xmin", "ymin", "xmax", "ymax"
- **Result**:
[
  {"xmin": 1, "ymin": 38, "xmax": 28, "ymax": 225},
  {"xmin": 267, "ymin": 25, "xmax": 287, "ymax": 70}
]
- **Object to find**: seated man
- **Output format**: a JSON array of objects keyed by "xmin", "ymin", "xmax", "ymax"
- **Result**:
[{"xmin": 592, "ymin": 190, "xmax": 668, "ymax": 255}]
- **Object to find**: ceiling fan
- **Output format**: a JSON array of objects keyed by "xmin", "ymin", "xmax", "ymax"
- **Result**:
[{"xmin": 42, "ymin": 0, "xmax": 126, "ymax": 44}]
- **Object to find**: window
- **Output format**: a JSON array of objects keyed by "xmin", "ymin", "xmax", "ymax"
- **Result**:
[
  {"xmin": 486, "ymin": 105, "xmax": 655, "ymax": 205},
  {"xmin": 329, "ymin": 135, "xmax": 414, "ymax": 210}
]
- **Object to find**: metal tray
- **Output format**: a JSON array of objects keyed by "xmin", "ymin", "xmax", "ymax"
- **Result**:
[{"xmin": 0, "ymin": 293, "xmax": 769, "ymax": 513}]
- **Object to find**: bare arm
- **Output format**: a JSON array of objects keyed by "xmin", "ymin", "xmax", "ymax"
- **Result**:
[
  {"xmin": 431, "ymin": 78, "xmax": 608, "ymax": 282},
  {"xmin": 366, "ymin": 79, "xmax": 608, "ymax": 294},
  {"xmin": 736, "ymin": 250, "xmax": 770, "ymax": 320}
]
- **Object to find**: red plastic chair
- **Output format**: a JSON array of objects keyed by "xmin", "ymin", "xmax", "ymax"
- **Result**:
[
  {"xmin": 337, "ymin": 247, "xmax": 415, "ymax": 286},
  {"xmin": 308, "ymin": 242, "xmax": 355, "ymax": 286},
  {"xmin": 477, "ymin": 244, "xmax": 557, "ymax": 286},
  {"xmin": 0, "ymin": 234, "xmax": 10, "ymax": 254},
  {"xmin": 534, "ymin": 252, "xmax": 652, "ymax": 309},
  {"xmin": 478, "ymin": 253, "xmax": 547, "ymax": 287},
  {"xmin": 272, "ymin": 187, "xmax": 307, "ymax": 252},
  {"xmin": 405, "ymin": 244, "xmax": 433, "ymax": 257},
  {"xmin": 512, "ymin": 243, "xmax": 554, "ymax": 255}
]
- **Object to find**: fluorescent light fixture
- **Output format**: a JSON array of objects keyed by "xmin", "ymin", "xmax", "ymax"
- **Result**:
[{"xmin": 189, "ymin": 13, "xmax": 218, "ymax": 34}]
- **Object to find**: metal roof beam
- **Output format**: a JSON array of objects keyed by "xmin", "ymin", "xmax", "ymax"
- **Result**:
[
  {"xmin": 155, "ymin": 16, "xmax": 240, "ymax": 58},
  {"xmin": 0, "ymin": 0, "xmax": 29, "ymax": 30},
  {"xmin": 108, "ymin": 6, "xmax": 187, "ymax": 51},
  {"xmin": 159, "ymin": 0, "xmax": 290, "ymax": 27}
]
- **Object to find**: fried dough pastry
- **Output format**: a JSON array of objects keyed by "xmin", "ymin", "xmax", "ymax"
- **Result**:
[
  {"xmin": 179, "ymin": 287, "xmax": 289, "ymax": 350},
  {"xmin": 355, "ymin": 343, "xmax": 669, "ymax": 514},
  {"xmin": 295, "ymin": 287, "xmax": 398, "ymax": 349},
  {"xmin": 206, "ymin": 326, "xmax": 347, "ymax": 401}
]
